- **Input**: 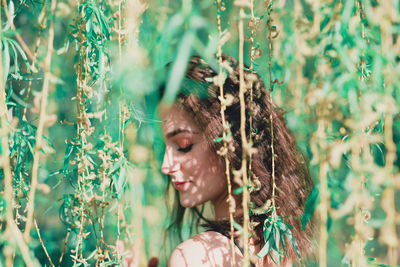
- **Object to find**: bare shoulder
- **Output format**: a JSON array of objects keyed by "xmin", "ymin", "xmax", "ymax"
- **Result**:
[{"xmin": 168, "ymin": 231, "xmax": 242, "ymax": 267}]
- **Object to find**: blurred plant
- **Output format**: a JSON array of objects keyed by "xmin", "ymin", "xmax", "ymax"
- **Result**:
[{"xmin": 0, "ymin": 0, "xmax": 398, "ymax": 266}]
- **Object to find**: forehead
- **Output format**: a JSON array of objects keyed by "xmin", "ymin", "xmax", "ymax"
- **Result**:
[{"xmin": 160, "ymin": 105, "xmax": 200, "ymax": 135}]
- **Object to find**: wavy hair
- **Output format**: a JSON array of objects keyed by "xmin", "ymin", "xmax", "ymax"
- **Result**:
[{"xmin": 163, "ymin": 55, "xmax": 315, "ymax": 263}]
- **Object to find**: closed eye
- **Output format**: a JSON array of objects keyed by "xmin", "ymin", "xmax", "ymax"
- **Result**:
[{"xmin": 177, "ymin": 144, "xmax": 193, "ymax": 153}]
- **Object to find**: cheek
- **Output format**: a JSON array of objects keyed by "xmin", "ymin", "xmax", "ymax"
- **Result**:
[
  {"xmin": 197, "ymin": 147, "xmax": 221, "ymax": 169},
  {"xmin": 202, "ymin": 156, "xmax": 226, "ymax": 189}
]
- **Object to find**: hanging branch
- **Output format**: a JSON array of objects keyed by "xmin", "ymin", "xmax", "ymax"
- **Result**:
[
  {"xmin": 382, "ymin": 110, "xmax": 398, "ymax": 267},
  {"xmin": 34, "ymin": 218, "xmax": 55, "ymax": 267},
  {"xmin": 247, "ymin": 0, "xmax": 261, "ymax": 195},
  {"xmin": 0, "ymin": 13, "xmax": 14, "ymax": 265},
  {"xmin": 351, "ymin": 3, "xmax": 371, "ymax": 266},
  {"xmin": 266, "ymin": 0, "xmax": 277, "ymax": 219},
  {"xmin": 297, "ymin": 2, "xmax": 328, "ymax": 266},
  {"xmin": 0, "ymin": 6, "xmax": 34, "ymax": 267},
  {"xmin": 236, "ymin": 2, "xmax": 251, "ymax": 266},
  {"xmin": 124, "ymin": 0, "xmax": 148, "ymax": 263},
  {"xmin": 380, "ymin": 2, "xmax": 398, "ymax": 266},
  {"xmin": 216, "ymin": 0, "xmax": 236, "ymax": 264},
  {"xmin": 58, "ymin": 230, "xmax": 71, "ymax": 265},
  {"xmin": 117, "ymin": 0, "xmax": 126, "ymax": 152},
  {"xmin": 24, "ymin": 0, "xmax": 57, "ymax": 241},
  {"xmin": 2, "ymin": 0, "xmax": 41, "ymax": 71},
  {"xmin": 116, "ymin": 0, "xmax": 125, "ymax": 250},
  {"xmin": 317, "ymin": 120, "xmax": 328, "ymax": 267},
  {"xmin": 349, "ymin": 135, "xmax": 369, "ymax": 267},
  {"xmin": 23, "ymin": 2, "xmax": 48, "ymax": 121},
  {"xmin": 72, "ymin": 8, "xmax": 90, "ymax": 264}
]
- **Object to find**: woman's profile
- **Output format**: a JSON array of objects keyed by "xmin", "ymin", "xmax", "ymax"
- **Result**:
[{"xmin": 160, "ymin": 56, "xmax": 314, "ymax": 267}]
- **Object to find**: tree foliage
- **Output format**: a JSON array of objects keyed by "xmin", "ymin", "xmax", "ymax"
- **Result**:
[{"xmin": 0, "ymin": 0, "xmax": 399, "ymax": 266}]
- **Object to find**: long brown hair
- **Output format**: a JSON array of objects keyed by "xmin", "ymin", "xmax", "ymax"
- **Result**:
[{"xmin": 163, "ymin": 55, "xmax": 314, "ymax": 263}]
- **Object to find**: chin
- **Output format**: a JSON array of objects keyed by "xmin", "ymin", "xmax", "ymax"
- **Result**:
[{"xmin": 179, "ymin": 199, "xmax": 199, "ymax": 208}]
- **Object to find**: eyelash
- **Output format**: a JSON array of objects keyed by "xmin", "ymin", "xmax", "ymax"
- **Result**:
[{"xmin": 177, "ymin": 144, "xmax": 193, "ymax": 153}]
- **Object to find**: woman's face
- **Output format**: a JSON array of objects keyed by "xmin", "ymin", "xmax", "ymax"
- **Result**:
[{"xmin": 160, "ymin": 104, "xmax": 227, "ymax": 208}]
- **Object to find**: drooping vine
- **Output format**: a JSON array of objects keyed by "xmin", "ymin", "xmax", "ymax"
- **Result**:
[
  {"xmin": 24, "ymin": 0, "xmax": 56, "ymax": 241},
  {"xmin": 236, "ymin": 1, "xmax": 251, "ymax": 265},
  {"xmin": 215, "ymin": 0, "xmax": 236, "ymax": 265},
  {"xmin": 0, "ymin": 1, "xmax": 398, "ymax": 266}
]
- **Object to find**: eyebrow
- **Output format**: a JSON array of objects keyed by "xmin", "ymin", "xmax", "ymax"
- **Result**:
[{"xmin": 165, "ymin": 128, "xmax": 199, "ymax": 139}]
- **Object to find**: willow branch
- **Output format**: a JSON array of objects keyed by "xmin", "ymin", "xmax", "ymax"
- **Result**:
[
  {"xmin": 216, "ymin": 0, "xmax": 236, "ymax": 264},
  {"xmin": 24, "ymin": 0, "xmax": 57, "ymax": 240},
  {"xmin": 8, "ymin": 220, "xmax": 35, "ymax": 267},
  {"xmin": 23, "ymin": 2, "xmax": 48, "ymax": 120},
  {"xmin": 59, "ymin": 229, "xmax": 70, "ymax": 265},
  {"xmin": 381, "ymin": 1, "xmax": 398, "ymax": 265},
  {"xmin": 0, "ymin": 6, "xmax": 13, "ymax": 267},
  {"xmin": 34, "ymin": 218, "xmax": 55, "ymax": 266},
  {"xmin": 383, "ymin": 111, "xmax": 397, "ymax": 267},
  {"xmin": 318, "ymin": 136, "xmax": 328, "ymax": 267},
  {"xmin": 266, "ymin": 5, "xmax": 277, "ymax": 216},
  {"xmin": 0, "ymin": 12, "xmax": 33, "ymax": 266},
  {"xmin": 238, "ymin": 6, "xmax": 250, "ymax": 267},
  {"xmin": 2, "ymin": 0, "xmax": 42, "ymax": 71}
]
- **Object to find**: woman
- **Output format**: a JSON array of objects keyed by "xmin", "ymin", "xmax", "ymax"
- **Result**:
[{"xmin": 160, "ymin": 56, "xmax": 314, "ymax": 266}]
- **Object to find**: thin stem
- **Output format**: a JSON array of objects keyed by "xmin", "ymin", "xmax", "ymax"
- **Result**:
[
  {"xmin": 23, "ymin": 2, "xmax": 48, "ymax": 121},
  {"xmin": 0, "ymin": 11, "xmax": 33, "ymax": 265},
  {"xmin": 0, "ymin": 5, "xmax": 13, "ymax": 266},
  {"xmin": 380, "ymin": 1, "xmax": 398, "ymax": 265},
  {"xmin": 34, "ymin": 218, "xmax": 55, "ymax": 266},
  {"xmin": 248, "ymin": 0, "xmax": 257, "ymax": 194},
  {"xmin": 315, "ymin": 97, "xmax": 329, "ymax": 267},
  {"xmin": 8, "ymin": 221, "xmax": 34, "ymax": 267},
  {"xmin": 350, "ymin": 137, "xmax": 367, "ymax": 267},
  {"xmin": 216, "ymin": 0, "xmax": 236, "ymax": 264},
  {"xmin": 318, "ymin": 141, "xmax": 328, "ymax": 267},
  {"xmin": 73, "ymin": 16, "xmax": 86, "ymax": 266},
  {"xmin": 384, "ymin": 112, "xmax": 398, "ymax": 267},
  {"xmin": 24, "ymin": 0, "xmax": 57, "ymax": 240},
  {"xmin": 266, "ymin": 4, "xmax": 277, "ymax": 216},
  {"xmin": 238, "ymin": 7, "xmax": 250, "ymax": 267},
  {"xmin": 59, "ymin": 230, "xmax": 70, "ymax": 265}
]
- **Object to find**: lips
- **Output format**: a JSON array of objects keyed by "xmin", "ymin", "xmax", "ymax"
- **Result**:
[{"xmin": 172, "ymin": 180, "xmax": 191, "ymax": 191}]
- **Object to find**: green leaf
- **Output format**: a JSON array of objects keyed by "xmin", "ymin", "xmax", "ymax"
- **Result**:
[
  {"xmin": 301, "ymin": 184, "xmax": 319, "ymax": 230},
  {"xmin": 213, "ymin": 136, "xmax": 223, "ymax": 143},
  {"xmin": 279, "ymin": 225, "xmax": 288, "ymax": 257},
  {"xmin": 2, "ymin": 39, "xmax": 10, "ymax": 82},
  {"xmin": 156, "ymin": 13, "xmax": 184, "ymax": 68},
  {"xmin": 273, "ymin": 224, "xmax": 281, "ymax": 258},
  {"xmin": 257, "ymin": 239, "xmax": 270, "ymax": 258},
  {"xmin": 213, "ymin": 132, "xmax": 232, "ymax": 143},
  {"xmin": 110, "ymin": 157, "xmax": 126, "ymax": 174},
  {"xmin": 263, "ymin": 223, "xmax": 273, "ymax": 242},
  {"xmin": 8, "ymin": 39, "xmax": 20, "ymax": 75},
  {"xmin": 232, "ymin": 221, "xmax": 243, "ymax": 232},
  {"xmin": 284, "ymin": 228, "xmax": 302, "ymax": 261},
  {"xmin": 163, "ymin": 30, "xmax": 195, "ymax": 103},
  {"xmin": 8, "ymin": 39, "xmax": 31, "ymax": 71},
  {"xmin": 233, "ymin": 186, "xmax": 243, "ymax": 195}
]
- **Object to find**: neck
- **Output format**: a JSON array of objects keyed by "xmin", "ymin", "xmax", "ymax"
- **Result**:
[
  {"xmin": 212, "ymin": 195, "xmax": 229, "ymax": 220},
  {"xmin": 212, "ymin": 192, "xmax": 242, "ymax": 220}
]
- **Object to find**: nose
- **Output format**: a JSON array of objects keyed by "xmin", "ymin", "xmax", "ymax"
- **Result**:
[{"xmin": 161, "ymin": 148, "xmax": 180, "ymax": 175}]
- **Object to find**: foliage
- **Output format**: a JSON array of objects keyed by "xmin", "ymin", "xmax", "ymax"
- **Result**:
[{"xmin": 0, "ymin": 0, "xmax": 398, "ymax": 266}]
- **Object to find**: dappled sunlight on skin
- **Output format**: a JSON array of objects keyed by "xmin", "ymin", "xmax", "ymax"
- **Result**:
[
  {"xmin": 160, "ymin": 105, "xmax": 297, "ymax": 267},
  {"xmin": 168, "ymin": 230, "xmax": 291, "ymax": 267},
  {"xmin": 160, "ymin": 105, "xmax": 294, "ymax": 267},
  {"xmin": 168, "ymin": 231, "xmax": 243, "ymax": 267},
  {"xmin": 160, "ymin": 104, "xmax": 229, "ymax": 218}
]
